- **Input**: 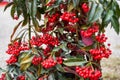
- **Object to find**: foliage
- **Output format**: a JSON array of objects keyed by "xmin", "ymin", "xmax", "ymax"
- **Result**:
[{"xmin": 0, "ymin": 0, "xmax": 120, "ymax": 80}]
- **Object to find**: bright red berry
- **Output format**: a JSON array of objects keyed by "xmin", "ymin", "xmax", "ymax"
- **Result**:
[
  {"xmin": 81, "ymin": 3, "xmax": 89, "ymax": 13},
  {"xmin": 32, "ymin": 56, "xmax": 42, "ymax": 66}
]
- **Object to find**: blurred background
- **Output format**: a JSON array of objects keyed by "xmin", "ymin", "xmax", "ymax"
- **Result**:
[{"xmin": 0, "ymin": 1, "xmax": 120, "ymax": 80}]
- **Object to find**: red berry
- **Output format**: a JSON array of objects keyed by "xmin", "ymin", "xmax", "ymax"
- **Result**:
[{"xmin": 81, "ymin": 3, "xmax": 89, "ymax": 13}]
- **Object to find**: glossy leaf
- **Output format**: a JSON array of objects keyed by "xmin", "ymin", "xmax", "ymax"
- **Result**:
[
  {"xmin": 104, "ymin": 10, "xmax": 114, "ymax": 22},
  {"xmin": 63, "ymin": 58, "xmax": 87, "ymax": 66},
  {"xmin": 90, "ymin": 3, "xmax": 103, "ymax": 22},
  {"xmin": 88, "ymin": 2, "xmax": 97, "ymax": 22},
  {"xmin": 111, "ymin": 16, "xmax": 120, "ymax": 34}
]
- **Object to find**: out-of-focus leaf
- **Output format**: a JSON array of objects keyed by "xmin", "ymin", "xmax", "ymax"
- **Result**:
[
  {"xmin": 5, "ymin": 73, "xmax": 12, "ymax": 80},
  {"xmin": 25, "ymin": 71, "xmax": 36, "ymax": 80},
  {"xmin": 0, "ymin": 67, "xmax": 6, "ymax": 72},
  {"xmin": 56, "ymin": 64, "xmax": 65, "ymax": 72},
  {"xmin": 67, "ymin": 3, "xmax": 74, "ymax": 12},
  {"xmin": 72, "ymin": 0, "xmax": 80, "ymax": 8}
]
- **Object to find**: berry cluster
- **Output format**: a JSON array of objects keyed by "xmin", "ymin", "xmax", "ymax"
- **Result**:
[
  {"xmin": 41, "ymin": 58, "xmax": 57, "ymax": 69},
  {"xmin": 30, "ymin": 33, "xmax": 59, "ymax": 47},
  {"xmin": 17, "ymin": 75, "xmax": 25, "ymax": 80},
  {"xmin": 6, "ymin": 55, "xmax": 17, "ymax": 64},
  {"xmin": 6, "ymin": 41, "xmax": 29, "ymax": 56},
  {"xmin": 32, "ymin": 56, "xmax": 42, "ymax": 66},
  {"xmin": 81, "ymin": 24, "xmax": 99, "ymax": 37},
  {"xmin": 96, "ymin": 34, "xmax": 108, "ymax": 43},
  {"xmin": 89, "ymin": 46, "xmax": 112, "ymax": 60},
  {"xmin": 48, "ymin": 13, "xmax": 60, "ymax": 22},
  {"xmin": 81, "ymin": 3, "xmax": 89, "ymax": 13},
  {"xmin": 43, "ymin": 46, "xmax": 51, "ymax": 56},
  {"xmin": 76, "ymin": 66, "xmax": 101, "ymax": 80},
  {"xmin": 60, "ymin": 12, "xmax": 79, "ymax": 24},
  {"xmin": 56, "ymin": 57, "xmax": 63, "ymax": 64}
]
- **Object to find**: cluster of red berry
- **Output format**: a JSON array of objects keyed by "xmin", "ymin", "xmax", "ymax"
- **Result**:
[
  {"xmin": 41, "ymin": 58, "xmax": 57, "ymax": 69},
  {"xmin": 81, "ymin": 3, "xmax": 89, "ymax": 13},
  {"xmin": 89, "ymin": 46, "xmax": 112, "ymax": 60},
  {"xmin": 60, "ymin": 12, "xmax": 79, "ymax": 24},
  {"xmin": 96, "ymin": 34, "xmax": 108, "ymax": 43},
  {"xmin": 17, "ymin": 75, "xmax": 25, "ymax": 80},
  {"xmin": 30, "ymin": 33, "xmax": 59, "ymax": 47},
  {"xmin": 6, "ymin": 55, "xmax": 17, "ymax": 64},
  {"xmin": 32, "ymin": 56, "xmax": 42, "ymax": 66},
  {"xmin": 48, "ymin": 13, "xmax": 60, "ymax": 22},
  {"xmin": 6, "ymin": 41, "xmax": 29, "ymax": 56},
  {"xmin": 76, "ymin": 66, "xmax": 101, "ymax": 80},
  {"xmin": 43, "ymin": 46, "xmax": 51, "ymax": 56},
  {"xmin": 81, "ymin": 24, "xmax": 99, "ymax": 37},
  {"xmin": 56, "ymin": 57, "xmax": 63, "ymax": 64}
]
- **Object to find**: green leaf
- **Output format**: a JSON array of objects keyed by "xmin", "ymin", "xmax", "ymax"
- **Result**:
[
  {"xmin": 11, "ymin": 5, "xmax": 16, "ymax": 19},
  {"xmin": 104, "ymin": 10, "xmax": 114, "ymax": 22},
  {"xmin": 0, "ymin": 67, "xmax": 6, "ymax": 72},
  {"xmin": 53, "ymin": 47, "xmax": 60, "ymax": 52},
  {"xmin": 31, "ymin": 0, "xmax": 37, "ymax": 18},
  {"xmin": 72, "ymin": 0, "xmax": 80, "ymax": 8},
  {"xmin": 5, "ymin": 73, "xmax": 12, "ymax": 80},
  {"xmin": 25, "ymin": 71, "xmax": 36, "ymax": 80},
  {"xmin": 111, "ymin": 16, "xmax": 119, "ymax": 34},
  {"xmin": 20, "ymin": 52, "xmax": 34, "ymax": 65},
  {"xmin": 90, "ymin": 3, "xmax": 103, "ymax": 22},
  {"xmin": 88, "ymin": 2, "xmax": 98, "ymax": 22},
  {"xmin": 56, "ymin": 64, "xmax": 65, "ymax": 72},
  {"xmin": 63, "ymin": 58, "xmax": 87, "ymax": 66}
]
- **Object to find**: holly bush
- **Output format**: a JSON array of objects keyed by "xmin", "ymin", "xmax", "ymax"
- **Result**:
[{"xmin": 0, "ymin": 0, "xmax": 120, "ymax": 80}]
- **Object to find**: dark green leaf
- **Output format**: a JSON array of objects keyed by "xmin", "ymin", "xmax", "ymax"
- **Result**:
[
  {"xmin": 111, "ymin": 16, "xmax": 119, "ymax": 34},
  {"xmin": 11, "ymin": 5, "xmax": 16, "ymax": 19}
]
